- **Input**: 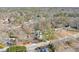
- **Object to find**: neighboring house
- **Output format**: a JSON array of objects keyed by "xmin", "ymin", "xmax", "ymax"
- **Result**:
[
  {"xmin": 3, "ymin": 38, "xmax": 16, "ymax": 46},
  {"xmin": 35, "ymin": 46, "xmax": 49, "ymax": 52}
]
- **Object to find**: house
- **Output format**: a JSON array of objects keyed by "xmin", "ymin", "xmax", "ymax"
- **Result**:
[{"xmin": 3, "ymin": 38, "xmax": 16, "ymax": 46}]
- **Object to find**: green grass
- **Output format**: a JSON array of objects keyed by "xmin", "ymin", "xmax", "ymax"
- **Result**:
[{"xmin": 6, "ymin": 46, "xmax": 27, "ymax": 52}]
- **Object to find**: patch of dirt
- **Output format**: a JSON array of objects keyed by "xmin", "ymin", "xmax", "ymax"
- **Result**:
[{"xmin": 55, "ymin": 29, "xmax": 78, "ymax": 38}]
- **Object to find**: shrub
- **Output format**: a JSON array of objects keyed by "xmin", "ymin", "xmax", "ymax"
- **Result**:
[
  {"xmin": 43, "ymin": 28, "xmax": 55, "ymax": 41},
  {"xmin": 8, "ymin": 32, "xmax": 17, "ymax": 38},
  {"xmin": 48, "ymin": 44, "xmax": 55, "ymax": 52},
  {"xmin": 6, "ymin": 46, "xmax": 27, "ymax": 52},
  {"xmin": 0, "ymin": 43, "xmax": 5, "ymax": 49}
]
